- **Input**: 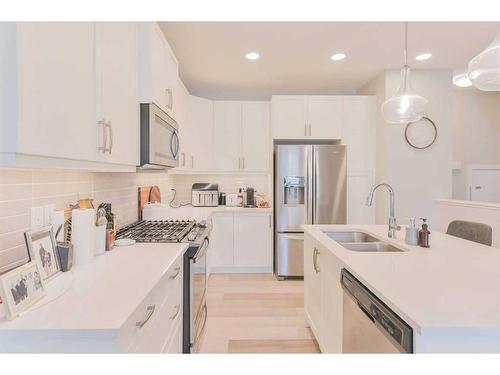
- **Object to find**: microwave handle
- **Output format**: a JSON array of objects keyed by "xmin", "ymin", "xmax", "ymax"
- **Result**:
[{"xmin": 170, "ymin": 130, "xmax": 179, "ymax": 159}]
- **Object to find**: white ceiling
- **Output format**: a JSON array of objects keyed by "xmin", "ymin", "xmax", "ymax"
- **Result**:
[{"xmin": 159, "ymin": 22, "xmax": 499, "ymax": 100}]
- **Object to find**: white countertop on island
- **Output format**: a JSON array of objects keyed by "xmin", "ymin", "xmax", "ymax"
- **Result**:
[
  {"xmin": 0, "ymin": 242, "xmax": 188, "ymax": 332},
  {"xmin": 303, "ymin": 224, "xmax": 500, "ymax": 337}
]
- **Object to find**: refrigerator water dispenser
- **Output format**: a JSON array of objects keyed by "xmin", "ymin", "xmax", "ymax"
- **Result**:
[{"xmin": 284, "ymin": 176, "xmax": 305, "ymax": 205}]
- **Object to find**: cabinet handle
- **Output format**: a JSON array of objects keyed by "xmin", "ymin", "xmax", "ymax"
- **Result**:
[
  {"xmin": 191, "ymin": 155, "xmax": 194, "ymax": 169},
  {"xmin": 169, "ymin": 266, "xmax": 181, "ymax": 279},
  {"xmin": 181, "ymin": 152, "xmax": 186, "ymax": 167},
  {"xmin": 313, "ymin": 248, "xmax": 320, "ymax": 273},
  {"xmin": 238, "ymin": 157, "xmax": 241, "ymax": 170},
  {"xmin": 242, "ymin": 157, "xmax": 245, "ymax": 169},
  {"xmin": 166, "ymin": 88, "xmax": 173, "ymax": 110},
  {"xmin": 169, "ymin": 304, "xmax": 181, "ymax": 320},
  {"xmin": 97, "ymin": 119, "xmax": 107, "ymax": 153},
  {"xmin": 308, "ymin": 123, "xmax": 312, "ymax": 136},
  {"xmin": 304, "ymin": 123, "xmax": 308, "ymax": 136},
  {"xmin": 106, "ymin": 120, "xmax": 113, "ymax": 154},
  {"xmin": 269, "ymin": 215, "xmax": 272, "ymax": 228},
  {"xmin": 136, "ymin": 304, "xmax": 155, "ymax": 328}
]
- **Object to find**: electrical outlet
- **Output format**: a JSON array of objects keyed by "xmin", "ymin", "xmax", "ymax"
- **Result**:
[
  {"xmin": 43, "ymin": 204, "xmax": 56, "ymax": 226},
  {"xmin": 30, "ymin": 206, "xmax": 44, "ymax": 229}
]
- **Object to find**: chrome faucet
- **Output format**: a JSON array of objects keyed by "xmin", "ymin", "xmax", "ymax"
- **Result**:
[{"xmin": 366, "ymin": 183, "xmax": 401, "ymax": 238}]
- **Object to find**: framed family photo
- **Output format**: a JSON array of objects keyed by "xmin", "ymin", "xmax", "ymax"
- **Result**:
[
  {"xmin": 25, "ymin": 227, "xmax": 61, "ymax": 281},
  {"xmin": 0, "ymin": 261, "xmax": 46, "ymax": 320}
]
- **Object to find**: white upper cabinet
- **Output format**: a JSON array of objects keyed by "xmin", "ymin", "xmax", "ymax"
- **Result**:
[
  {"xmin": 184, "ymin": 95, "xmax": 214, "ymax": 171},
  {"xmin": 213, "ymin": 101, "xmax": 242, "ymax": 171},
  {"xmin": 95, "ymin": 22, "xmax": 139, "ymax": 167},
  {"xmin": 0, "ymin": 22, "xmax": 139, "ymax": 171},
  {"xmin": 241, "ymin": 102, "xmax": 270, "ymax": 172},
  {"xmin": 212, "ymin": 101, "xmax": 270, "ymax": 172},
  {"xmin": 271, "ymin": 95, "xmax": 343, "ymax": 140},
  {"xmin": 138, "ymin": 23, "xmax": 178, "ymax": 120},
  {"xmin": 271, "ymin": 96, "xmax": 308, "ymax": 139},
  {"xmin": 308, "ymin": 96, "xmax": 343, "ymax": 139}
]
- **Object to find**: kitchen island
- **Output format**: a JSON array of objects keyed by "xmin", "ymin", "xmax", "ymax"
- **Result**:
[
  {"xmin": 0, "ymin": 243, "xmax": 188, "ymax": 353},
  {"xmin": 302, "ymin": 224, "xmax": 500, "ymax": 353}
]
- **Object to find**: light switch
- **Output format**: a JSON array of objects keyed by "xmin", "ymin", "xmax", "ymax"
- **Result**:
[{"xmin": 30, "ymin": 206, "xmax": 44, "ymax": 229}]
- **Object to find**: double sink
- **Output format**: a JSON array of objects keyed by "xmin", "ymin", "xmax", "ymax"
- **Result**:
[{"xmin": 323, "ymin": 231, "xmax": 405, "ymax": 252}]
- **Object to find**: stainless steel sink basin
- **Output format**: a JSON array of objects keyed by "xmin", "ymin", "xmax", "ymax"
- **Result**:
[
  {"xmin": 323, "ymin": 231, "xmax": 380, "ymax": 243},
  {"xmin": 342, "ymin": 242, "xmax": 404, "ymax": 252}
]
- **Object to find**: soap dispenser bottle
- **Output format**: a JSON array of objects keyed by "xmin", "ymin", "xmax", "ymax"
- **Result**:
[{"xmin": 418, "ymin": 218, "xmax": 431, "ymax": 248}]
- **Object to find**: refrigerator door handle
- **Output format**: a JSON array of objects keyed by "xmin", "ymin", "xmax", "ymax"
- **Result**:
[{"xmin": 307, "ymin": 145, "xmax": 314, "ymax": 225}]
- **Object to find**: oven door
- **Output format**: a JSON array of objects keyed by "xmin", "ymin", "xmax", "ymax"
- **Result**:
[{"xmin": 190, "ymin": 237, "xmax": 209, "ymax": 352}]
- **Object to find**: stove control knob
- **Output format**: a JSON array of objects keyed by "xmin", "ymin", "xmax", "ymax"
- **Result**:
[{"xmin": 187, "ymin": 231, "xmax": 196, "ymax": 241}]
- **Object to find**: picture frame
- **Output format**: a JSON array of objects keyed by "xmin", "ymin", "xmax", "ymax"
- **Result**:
[
  {"xmin": 25, "ymin": 226, "xmax": 61, "ymax": 281},
  {"xmin": 0, "ymin": 261, "xmax": 47, "ymax": 320}
]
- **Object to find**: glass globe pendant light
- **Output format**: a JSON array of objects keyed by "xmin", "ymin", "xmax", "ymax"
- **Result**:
[
  {"xmin": 382, "ymin": 22, "xmax": 428, "ymax": 124},
  {"xmin": 468, "ymin": 30, "xmax": 500, "ymax": 91}
]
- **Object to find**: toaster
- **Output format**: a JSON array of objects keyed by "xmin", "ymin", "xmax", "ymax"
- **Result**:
[{"xmin": 191, "ymin": 183, "xmax": 219, "ymax": 207}]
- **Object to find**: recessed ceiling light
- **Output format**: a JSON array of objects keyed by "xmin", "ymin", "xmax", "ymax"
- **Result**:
[
  {"xmin": 245, "ymin": 52, "xmax": 260, "ymax": 60},
  {"xmin": 453, "ymin": 72, "xmax": 472, "ymax": 88},
  {"xmin": 331, "ymin": 53, "xmax": 346, "ymax": 61},
  {"xmin": 415, "ymin": 53, "xmax": 432, "ymax": 61}
]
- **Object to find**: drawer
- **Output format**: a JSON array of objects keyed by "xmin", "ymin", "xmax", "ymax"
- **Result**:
[
  {"xmin": 119, "ymin": 255, "xmax": 183, "ymax": 352},
  {"xmin": 161, "ymin": 312, "xmax": 183, "ymax": 353}
]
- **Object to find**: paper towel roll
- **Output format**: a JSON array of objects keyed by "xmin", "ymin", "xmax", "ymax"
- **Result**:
[
  {"xmin": 71, "ymin": 209, "xmax": 95, "ymax": 267},
  {"xmin": 94, "ymin": 225, "xmax": 106, "ymax": 256}
]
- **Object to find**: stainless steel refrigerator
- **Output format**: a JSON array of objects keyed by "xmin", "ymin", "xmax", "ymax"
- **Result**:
[{"xmin": 274, "ymin": 144, "xmax": 347, "ymax": 279}]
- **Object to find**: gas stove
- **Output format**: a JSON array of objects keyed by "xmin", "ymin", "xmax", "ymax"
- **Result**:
[{"xmin": 116, "ymin": 220, "xmax": 207, "ymax": 244}]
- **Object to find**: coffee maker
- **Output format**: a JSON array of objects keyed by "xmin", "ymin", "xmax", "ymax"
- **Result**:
[{"xmin": 243, "ymin": 187, "xmax": 256, "ymax": 208}]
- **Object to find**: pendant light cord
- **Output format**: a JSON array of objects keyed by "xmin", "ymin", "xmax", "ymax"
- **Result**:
[{"xmin": 404, "ymin": 21, "xmax": 408, "ymax": 66}]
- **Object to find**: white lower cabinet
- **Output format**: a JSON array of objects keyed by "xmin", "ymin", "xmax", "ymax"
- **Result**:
[
  {"xmin": 210, "ymin": 211, "xmax": 273, "ymax": 273},
  {"xmin": 304, "ymin": 233, "xmax": 344, "ymax": 353},
  {"xmin": 304, "ymin": 235, "xmax": 322, "ymax": 342},
  {"xmin": 123, "ymin": 254, "xmax": 183, "ymax": 353}
]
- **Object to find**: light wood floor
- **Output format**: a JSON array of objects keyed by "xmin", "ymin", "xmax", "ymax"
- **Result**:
[{"xmin": 198, "ymin": 274, "xmax": 320, "ymax": 353}]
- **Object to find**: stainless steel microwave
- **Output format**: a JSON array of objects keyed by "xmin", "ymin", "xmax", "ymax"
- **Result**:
[{"xmin": 139, "ymin": 103, "xmax": 179, "ymax": 169}]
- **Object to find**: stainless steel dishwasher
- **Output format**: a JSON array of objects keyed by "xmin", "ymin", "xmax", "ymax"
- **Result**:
[{"xmin": 341, "ymin": 269, "xmax": 413, "ymax": 353}]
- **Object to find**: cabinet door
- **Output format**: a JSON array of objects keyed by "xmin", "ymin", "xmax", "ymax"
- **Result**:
[
  {"xmin": 210, "ymin": 213, "xmax": 234, "ymax": 269},
  {"xmin": 96, "ymin": 22, "xmax": 139, "ymax": 166},
  {"xmin": 271, "ymin": 96, "xmax": 308, "ymax": 139},
  {"xmin": 241, "ymin": 102, "xmax": 270, "ymax": 172},
  {"xmin": 213, "ymin": 101, "xmax": 242, "ymax": 171},
  {"xmin": 234, "ymin": 213, "xmax": 272, "ymax": 269},
  {"xmin": 186, "ymin": 96, "xmax": 214, "ymax": 171},
  {"xmin": 18, "ymin": 23, "xmax": 98, "ymax": 161},
  {"xmin": 320, "ymin": 247, "xmax": 343, "ymax": 353},
  {"xmin": 304, "ymin": 234, "xmax": 322, "ymax": 343},
  {"xmin": 308, "ymin": 96, "xmax": 343, "ymax": 140},
  {"xmin": 151, "ymin": 23, "xmax": 178, "ymax": 118}
]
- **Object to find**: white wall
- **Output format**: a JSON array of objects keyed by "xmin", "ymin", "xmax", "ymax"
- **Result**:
[
  {"xmin": 451, "ymin": 88, "xmax": 500, "ymax": 201},
  {"xmin": 360, "ymin": 70, "xmax": 453, "ymax": 226}
]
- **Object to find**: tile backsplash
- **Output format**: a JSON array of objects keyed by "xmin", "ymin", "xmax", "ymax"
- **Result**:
[{"xmin": 0, "ymin": 168, "xmax": 270, "ymax": 274}]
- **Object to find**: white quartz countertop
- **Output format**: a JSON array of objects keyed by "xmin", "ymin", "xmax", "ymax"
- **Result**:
[
  {"xmin": 302, "ymin": 224, "xmax": 500, "ymax": 333},
  {"xmin": 143, "ymin": 204, "xmax": 272, "ymax": 221},
  {"xmin": 0, "ymin": 243, "xmax": 188, "ymax": 331}
]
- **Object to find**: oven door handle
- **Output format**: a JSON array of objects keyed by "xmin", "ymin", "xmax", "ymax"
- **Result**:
[{"xmin": 193, "ymin": 238, "xmax": 209, "ymax": 263}]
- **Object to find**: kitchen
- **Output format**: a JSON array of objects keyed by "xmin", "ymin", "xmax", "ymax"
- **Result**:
[{"xmin": 1, "ymin": 3, "xmax": 500, "ymax": 372}]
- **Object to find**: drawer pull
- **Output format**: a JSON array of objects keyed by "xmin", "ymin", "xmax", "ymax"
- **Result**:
[
  {"xmin": 169, "ymin": 304, "xmax": 181, "ymax": 320},
  {"xmin": 136, "ymin": 305, "xmax": 155, "ymax": 329},
  {"xmin": 169, "ymin": 266, "xmax": 181, "ymax": 279}
]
